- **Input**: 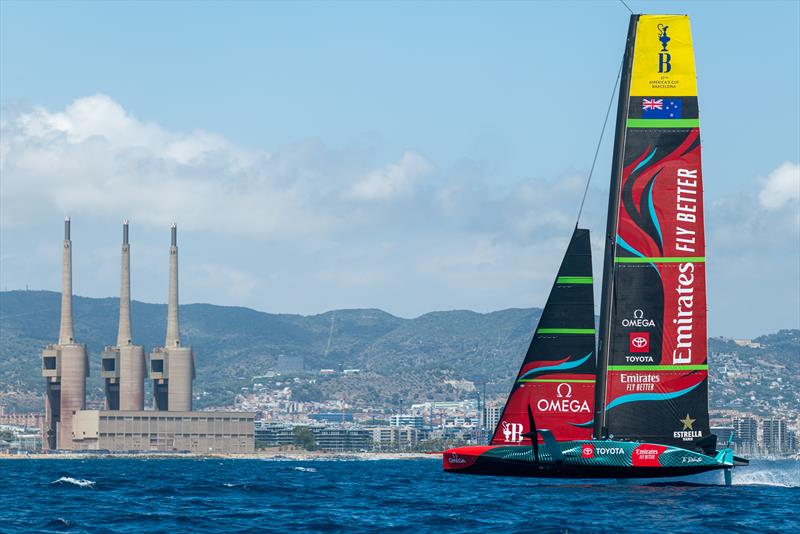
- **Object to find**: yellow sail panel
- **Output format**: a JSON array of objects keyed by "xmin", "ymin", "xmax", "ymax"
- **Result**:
[{"xmin": 630, "ymin": 15, "xmax": 697, "ymax": 97}]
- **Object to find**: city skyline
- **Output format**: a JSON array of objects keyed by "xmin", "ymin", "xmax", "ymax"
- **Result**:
[{"xmin": 2, "ymin": 1, "xmax": 799, "ymax": 338}]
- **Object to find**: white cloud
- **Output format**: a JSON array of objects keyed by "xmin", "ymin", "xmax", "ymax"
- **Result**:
[
  {"xmin": 758, "ymin": 161, "xmax": 800, "ymax": 210},
  {"xmin": 1, "ymin": 95, "xmax": 797, "ymax": 336},
  {"xmin": 346, "ymin": 150, "xmax": 433, "ymax": 200},
  {"xmin": 0, "ymin": 95, "xmax": 428, "ymax": 238},
  {"xmin": 710, "ymin": 161, "xmax": 800, "ymax": 249}
]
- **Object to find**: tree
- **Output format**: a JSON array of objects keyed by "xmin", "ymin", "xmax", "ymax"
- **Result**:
[{"xmin": 293, "ymin": 426, "xmax": 316, "ymax": 451}]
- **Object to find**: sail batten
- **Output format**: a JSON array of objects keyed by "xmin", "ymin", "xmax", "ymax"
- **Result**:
[{"xmin": 596, "ymin": 14, "xmax": 710, "ymax": 448}]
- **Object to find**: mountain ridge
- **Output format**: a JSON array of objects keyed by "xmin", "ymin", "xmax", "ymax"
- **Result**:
[
  {"xmin": 0, "ymin": 290, "xmax": 542, "ymax": 411},
  {"xmin": 1, "ymin": 290, "xmax": 797, "ymax": 418}
]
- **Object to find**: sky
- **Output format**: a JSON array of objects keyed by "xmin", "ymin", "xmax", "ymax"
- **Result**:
[{"xmin": 1, "ymin": 0, "xmax": 798, "ymax": 337}]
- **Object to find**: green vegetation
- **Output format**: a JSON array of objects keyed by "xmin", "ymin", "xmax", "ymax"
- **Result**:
[
  {"xmin": 0, "ymin": 290, "xmax": 540, "ymax": 411},
  {"xmin": 292, "ymin": 426, "xmax": 316, "ymax": 450},
  {"xmin": 1, "ymin": 291, "xmax": 797, "ymax": 417}
]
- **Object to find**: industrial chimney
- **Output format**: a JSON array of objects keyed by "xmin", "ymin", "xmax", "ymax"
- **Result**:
[
  {"xmin": 41, "ymin": 217, "xmax": 89, "ymax": 449},
  {"xmin": 149, "ymin": 223, "xmax": 195, "ymax": 411},
  {"xmin": 102, "ymin": 221, "xmax": 146, "ymax": 410}
]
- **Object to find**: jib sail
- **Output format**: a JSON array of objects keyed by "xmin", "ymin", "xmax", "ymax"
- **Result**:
[
  {"xmin": 595, "ymin": 14, "xmax": 710, "ymax": 448},
  {"xmin": 491, "ymin": 228, "xmax": 596, "ymax": 445}
]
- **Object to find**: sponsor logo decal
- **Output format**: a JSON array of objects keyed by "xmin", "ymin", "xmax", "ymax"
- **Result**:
[
  {"xmin": 673, "ymin": 168, "xmax": 699, "ymax": 365},
  {"xmin": 625, "ymin": 354, "xmax": 655, "ymax": 363},
  {"xmin": 621, "ymin": 309, "xmax": 656, "ymax": 328},
  {"xmin": 674, "ymin": 413, "xmax": 702, "ymax": 441},
  {"xmin": 448, "ymin": 453, "xmax": 467, "ymax": 465},
  {"xmin": 580, "ymin": 444, "xmax": 623, "ymax": 458},
  {"xmin": 632, "ymin": 444, "xmax": 667, "ymax": 467},
  {"xmin": 629, "ymin": 332, "xmax": 650, "ymax": 353},
  {"xmin": 621, "ymin": 373, "xmax": 660, "ymax": 392},
  {"xmin": 681, "ymin": 456, "xmax": 703, "ymax": 464},
  {"xmin": 595, "ymin": 447, "xmax": 625, "ymax": 455},
  {"xmin": 502, "ymin": 421, "xmax": 524, "ymax": 443},
  {"xmin": 536, "ymin": 383, "xmax": 591, "ymax": 414},
  {"xmin": 623, "ymin": 311, "xmax": 654, "ymax": 362}
]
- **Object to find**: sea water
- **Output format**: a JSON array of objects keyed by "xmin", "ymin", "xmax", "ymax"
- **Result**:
[{"xmin": 1, "ymin": 458, "xmax": 797, "ymax": 533}]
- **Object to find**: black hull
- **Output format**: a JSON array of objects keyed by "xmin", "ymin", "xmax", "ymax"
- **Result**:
[{"xmin": 449, "ymin": 456, "xmax": 724, "ymax": 479}]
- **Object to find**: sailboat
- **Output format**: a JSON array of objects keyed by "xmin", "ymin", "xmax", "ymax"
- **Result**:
[{"xmin": 443, "ymin": 14, "xmax": 748, "ymax": 483}]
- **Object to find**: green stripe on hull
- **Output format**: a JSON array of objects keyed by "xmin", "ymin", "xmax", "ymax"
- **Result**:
[
  {"xmin": 607, "ymin": 364, "xmax": 709, "ymax": 371},
  {"xmin": 556, "ymin": 276, "xmax": 593, "ymax": 284},
  {"xmin": 627, "ymin": 118, "xmax": 700, "ymax": 128},
  {"xmin": 519, "ymin": 378, "xmax": 596, "ymax": 383},
  {"xmin": 615, "ymin": 256, "xmax": 705, "ymax": 263},
  {"xmin": 537, "ymin": 328, "xmax": 595, "ymax": 335}
]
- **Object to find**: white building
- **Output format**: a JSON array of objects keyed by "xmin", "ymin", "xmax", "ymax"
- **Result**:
[{"xmin": 389, "ymin": 414, "xmax": 424, "ymax": 429}]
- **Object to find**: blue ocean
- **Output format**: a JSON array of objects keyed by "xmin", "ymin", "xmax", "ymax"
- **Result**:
[{"xmin": 1, "ymin": 458, "xmax": 797, "ymax": 533}]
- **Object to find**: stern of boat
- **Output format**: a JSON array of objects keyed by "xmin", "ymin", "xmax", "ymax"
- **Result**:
[{"xmin": 442, "ymin": 446, "xmax": 495, "ymax": 472}]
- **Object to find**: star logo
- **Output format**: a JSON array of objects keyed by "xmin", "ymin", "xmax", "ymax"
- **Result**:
[{"xmin": 680, "ymin": 414, "xmax": 696, "ymax": 431}]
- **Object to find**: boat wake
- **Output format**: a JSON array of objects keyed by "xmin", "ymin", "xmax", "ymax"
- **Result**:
[
  {"xmin": 51, "ymin": 477, "xmax": 96, "ymax": 488},
  {"xmin": 733, "ymin": 467, "xmax": 800, "ymax": 487},
  {"xmin": 293, "ymin": 467, "xmax": 317, "ymax": 473}
]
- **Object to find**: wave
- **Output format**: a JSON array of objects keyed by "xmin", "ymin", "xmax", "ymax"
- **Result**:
[
  {"xmin": 43, "ymin": 518, "xmax": 76, "ymax": 530},
  {"xmin": 293, "ymin": 467, "xmax": 317, "ymax": 472},
  {"xmin": 51, "ymin": 476, "xmax": 95, "ymax": 488},
  {"xmin": 733, "ymin": 468, "xmax": 800, "ymax": 487}
]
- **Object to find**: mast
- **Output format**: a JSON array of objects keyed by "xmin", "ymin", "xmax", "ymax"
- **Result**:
[{"xmin": 594, "ymin": 14, "xmax": 639, "ymax": 440}]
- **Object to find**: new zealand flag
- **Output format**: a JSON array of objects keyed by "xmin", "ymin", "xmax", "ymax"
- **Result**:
[{"xmin": 642, "ymin": 98, "xmax": 682, "ymax": 119}]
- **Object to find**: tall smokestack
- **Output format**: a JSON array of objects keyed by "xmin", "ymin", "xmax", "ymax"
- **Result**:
[
  {"xmin": 104, "ymin": 219, "xmax": 145, "ymax": 411},
  {"xmin": 117, "ymin": 220, "xmax": 132, "ymax": 346},
  {"xmin": 58, "ymin": 217, "xmax": 74, "ymax": 344},
  {"xmin": 43, "ymin": 217, "xmax": 88, "ymax": 449},
  {"xmin": 150, "ymin": 222, "xmax": 194, "ymax": 411},
  {"xmin": 165, "ymin": 223, "xmax": 180, "ymax": 348}
]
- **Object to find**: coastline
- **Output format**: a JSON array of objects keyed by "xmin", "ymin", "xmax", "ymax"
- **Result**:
[{"xmin": 0, "ymin": 450, "xmax": 441, "ymax": 461}]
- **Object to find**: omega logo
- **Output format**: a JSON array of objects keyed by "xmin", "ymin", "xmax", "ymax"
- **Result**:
[{"xmin": 622, "ymin": 309, "xmax": 656, "ymax": 328}]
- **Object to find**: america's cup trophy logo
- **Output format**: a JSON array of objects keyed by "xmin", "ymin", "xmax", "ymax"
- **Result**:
[
  {"xmin": 657, "ymin": 24, "xmax": 670, "ymax": 51},
  {"xmin": 502, "ymin": 421, "xmax": 523, "ymax": 443},
  {"xmin": 657, "ymin": 23, "xmax": 672, "ymax": 73}
]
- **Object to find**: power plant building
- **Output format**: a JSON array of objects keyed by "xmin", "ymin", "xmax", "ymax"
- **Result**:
[
  {"xmin": 41, "ymin": 218, "xmax": 89, "ymax": 450},
  {"xmin": 41, "ymin": 219, "xmax": 254, "ymax": 453},
  {"xmin": 71, "ymin": 411, "xmax": 254, "ymax": 453}
]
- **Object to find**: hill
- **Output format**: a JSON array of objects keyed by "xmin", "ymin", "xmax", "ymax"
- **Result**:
[
  {"xmin": 0, "ymin": 291, "xmax": 539, "ymax": 411},
  {"xmin": 1, "ymin": 291, "xmax": 797, "ymax": 417}
]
